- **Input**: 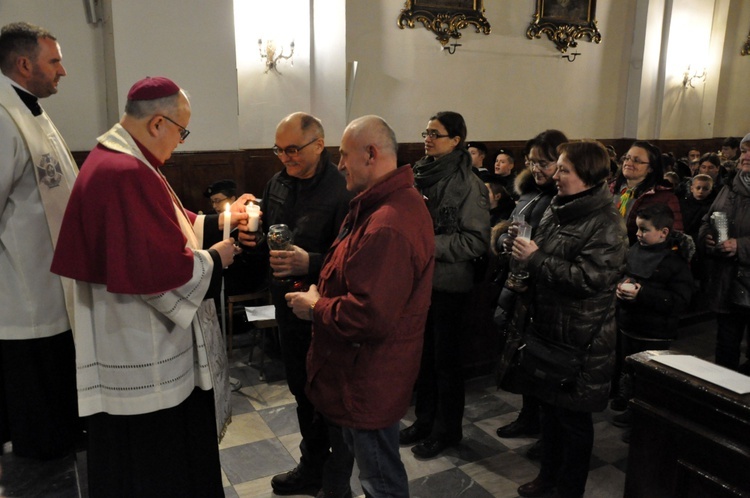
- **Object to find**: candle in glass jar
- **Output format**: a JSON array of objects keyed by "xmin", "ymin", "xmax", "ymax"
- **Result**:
[
  {"xmin": 246, "ymin": 203, "xmax": 260, "ymax": 232},
  {"xmin": 223, "ymin": 203, "xmax": 231, "ymax": 240}
]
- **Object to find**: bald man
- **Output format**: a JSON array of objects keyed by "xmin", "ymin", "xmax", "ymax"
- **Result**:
[
  {"xmin": 286, "ymin": 116, "xmax": 435, "ymax": 497},
  {"xmin": 238, "ymin": 112, "xmax": 353, "ymax": 496}
]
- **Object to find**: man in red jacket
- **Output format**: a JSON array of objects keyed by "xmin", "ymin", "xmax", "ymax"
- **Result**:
[{"xmin": 286, "ymin": 115, "xmax": 435, "ymax": 498}]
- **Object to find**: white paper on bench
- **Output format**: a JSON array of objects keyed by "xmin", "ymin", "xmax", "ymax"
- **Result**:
[{"xmin": 651, "ymin": 354, "xmax": 750, "ymax": 394}]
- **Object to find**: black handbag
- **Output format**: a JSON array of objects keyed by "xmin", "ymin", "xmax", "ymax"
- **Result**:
[
  {"xmin": 501, "ymin": 298, "xmax": 612, "ymax": 394},
  {"xmin": 511, "ymin": 331, "xmax": 588, "ymax": 392},
  {"xmin": 729, "ymin": 267, "xmax": 750, "ymax": 309}
]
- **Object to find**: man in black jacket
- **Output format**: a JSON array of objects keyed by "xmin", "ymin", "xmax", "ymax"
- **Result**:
[{"xmin": 239, "ymin": 112, "xmax": 353, "ymax": 496}]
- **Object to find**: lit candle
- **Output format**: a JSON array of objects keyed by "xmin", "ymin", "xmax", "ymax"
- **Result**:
[
  {"xmin": 223, "ymin": 203, "xmax": 231, "ymax": 240},
  {"xmin": 246, "ymin": 203, "xmax": 260, "ymax": 232}
]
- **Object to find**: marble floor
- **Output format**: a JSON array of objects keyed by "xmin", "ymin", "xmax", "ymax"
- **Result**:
[{"xmin": 0, "ymin": 313, "xmax": 722, "ymax": 497}]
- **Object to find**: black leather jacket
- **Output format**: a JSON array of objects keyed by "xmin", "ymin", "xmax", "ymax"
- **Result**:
[{"xmin": 260, "ymin": 149, "xmax": 353, "ymax": 301}]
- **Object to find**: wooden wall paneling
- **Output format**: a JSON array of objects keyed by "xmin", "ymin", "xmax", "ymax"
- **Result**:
[{"xmin": 71, "ymin": 136, "xmax": 731, "ymax": 214}]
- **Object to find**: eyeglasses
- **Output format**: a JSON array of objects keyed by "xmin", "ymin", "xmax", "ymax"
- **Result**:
[
  {"xmin": 273, "ymin": 138, "xmax": 318, "ymax": 157},
  {"xmin": 621, "ymin": 155, "xmax": 649, "ymax": 166},
  {"xmin": 422, "ymin": 130, "xmax": 451, "ymax": 140},
  {"xmin": 529, "ymin": 160, "xmax": 556, "ymax": 170},
  {"xmin": 210, "ymin": 197, "xmax": 229, "ymax": 206},
  {"xmin": 158, "ymin": 115, "xmax": 190, "ymax": 141}
]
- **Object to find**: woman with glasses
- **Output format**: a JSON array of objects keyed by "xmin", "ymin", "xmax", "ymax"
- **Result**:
[
  {"xmin": 608, "ymin": 141, "xmax": 683, "ymax": 415},
  {"xmin": 611, "ymin": 141, "xmax": 683, "ymax": 245},
  {"xmin": 493, "ymin": 130, "xmax": 568, "ymax": 458},
  {"xmin": 399, "ymin": 111, "xmax": 490, "ymax": 459}
]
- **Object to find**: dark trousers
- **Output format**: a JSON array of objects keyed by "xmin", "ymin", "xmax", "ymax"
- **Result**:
[
  {"xmin": 414, "ymin": 290, "xmax": 469, "ymax": 442},
  {"xmin": 715, "ymin": 312, "xmax": 749, "ymax": 371},
  {"xmin": 539, "ymin": 401, "xmax": 593, "ymax": 498},
  {"xmin": 86, "ymin": 388, "xmax": 223, "ymax": 498},
  {"xmin": 620, "ymin": 330, "xmax": 672, "ymax": 372},
  {"xmin": 518, "ymin": 395, "xmax": 541, "ymax": 424},
  {"xmin": 0, "ymin": 331, "xmax": 79, "ymax": 459},
  {"xmin": 275, "ymin": 304, "xmax": 330, "ymax": 473}
]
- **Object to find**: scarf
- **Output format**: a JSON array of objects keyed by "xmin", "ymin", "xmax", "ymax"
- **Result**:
[{"xmin": 617, "ymin": 186, "xmax": 635, "ymax": 217}]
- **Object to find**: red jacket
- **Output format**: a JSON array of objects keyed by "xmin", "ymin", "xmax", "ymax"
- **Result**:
[{"xmin": 306, "ymin": 166, "xmax": 435, "ymax": 429}]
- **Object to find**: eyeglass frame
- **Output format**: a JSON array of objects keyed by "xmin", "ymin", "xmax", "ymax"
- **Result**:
[
  {"xmin": 421, "ymin": 130, "xmax": 451, "ymax": 140},
  {"xmin": 621, "ymin": 155, "xmax": 650, "ymax": 166},
  {"xmin": 210, "ymin": 196, "xmax": 230, "ymax": 206},
  {"xmin": 158, "ymin": 114, "xmax": 190, "ymax": 140},
  {"xmin": 529, "ymin": 159, "xmax": 557, "ymax": 171},
  {"xmin": 272, "ymin": 137, "xmax": 319, "ymax": 157}
]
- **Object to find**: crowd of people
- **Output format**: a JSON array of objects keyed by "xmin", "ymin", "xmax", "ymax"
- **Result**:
[{"xmin": 1, "ymin": 20, "xmax": 749, "ymax": 498}]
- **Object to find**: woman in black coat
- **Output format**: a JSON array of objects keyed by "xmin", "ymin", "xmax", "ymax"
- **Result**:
[{"xmin": 510, "ymin": 141, "xmax": 627, "ymax": 498}]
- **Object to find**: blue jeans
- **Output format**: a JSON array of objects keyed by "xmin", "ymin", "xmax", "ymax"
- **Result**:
[{"xmin": 330, "ymin": 421, "xmax": 409, "ymax": 498}]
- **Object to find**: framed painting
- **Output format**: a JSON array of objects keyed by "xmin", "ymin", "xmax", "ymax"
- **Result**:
[
  {"xmin": 526, "ymin": 0, "xmax": 601, "ymax": 54},
  {"xmin": 398, "ymin": 0, "xmax": 491, "ymax": 47}
]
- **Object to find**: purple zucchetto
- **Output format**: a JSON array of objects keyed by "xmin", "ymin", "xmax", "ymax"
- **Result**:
[{"xmin": 126, "ymin": 76, "xmax": 180, "ymax": 101}]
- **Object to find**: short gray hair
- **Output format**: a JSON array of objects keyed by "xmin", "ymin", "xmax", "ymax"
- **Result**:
[{"xmin": 124, "ymin": 93, "xmax": 182, "ymax": 119}]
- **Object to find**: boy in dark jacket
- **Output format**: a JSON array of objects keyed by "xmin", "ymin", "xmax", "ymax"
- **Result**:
[
  {"xmin": 611, "ymin": 204, "xmax": 694, "ymax": 437},
  {"xmin": 680, "ymin": 173, "xmax": 715, "ymax": 241},
  {"xmin": 679, "ymin": 173, "xmax": 715, "ymax": 293}
]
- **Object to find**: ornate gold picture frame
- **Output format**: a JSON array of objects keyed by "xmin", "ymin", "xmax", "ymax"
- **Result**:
[
  {"xmin": 526, "ymin": 0, "xmax": 601, "ymax": 54},
  {"xmin": 398, "ymin": 0, "xmax": 491, "ymax": 48}
]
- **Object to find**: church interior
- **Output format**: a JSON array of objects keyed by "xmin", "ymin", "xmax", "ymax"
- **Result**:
[{"xmin": 1, "ymin": 0, "xmax": 749, "ymax": 496}]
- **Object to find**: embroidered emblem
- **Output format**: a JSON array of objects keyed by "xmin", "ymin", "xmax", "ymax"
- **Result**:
[{"xmin": 36, "ymin": 154, "xmax": 62, "ymax": 188}]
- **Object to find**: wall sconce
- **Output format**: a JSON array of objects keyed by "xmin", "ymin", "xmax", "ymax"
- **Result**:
[
  {"xmin": 683, "ymin": 65, "xmax": 707, "ymax": 88},
  {"xmin": 258, "ymin": 39, "xmax": 295, "ymax": 74},
  {"xmin": 443, "ymin": 43, "xmax": 461, "ymax": 55},
  {"xmin": 562, "ymin": 52, "xmax": 581, "ymax": 63}
]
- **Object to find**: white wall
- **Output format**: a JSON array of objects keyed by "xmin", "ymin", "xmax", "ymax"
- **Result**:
[
  {"xmin": 715, "ymin": 0, "xmax": 750, "ymax": 137},
  {"xmin": 346, "ymin": 0, "xmax": 635, "ymax": 142},
  {"xmin": 0, "ymin": 0, "xmax": 108, "ymax": 150},
  {"xmin": 109, "ymin": 0, "xmax": 239, "ymax": 151},
  {"xmin": 2, "ymin": 0, "xmax": 748, "ymax": 152}
]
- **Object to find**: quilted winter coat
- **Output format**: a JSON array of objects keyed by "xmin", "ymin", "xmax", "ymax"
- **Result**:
[{"xmin": 522, "ymin": 184, "xmax": 628, "ymax": 412}]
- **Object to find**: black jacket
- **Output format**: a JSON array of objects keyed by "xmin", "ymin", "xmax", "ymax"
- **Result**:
[
  {"xmin": 260, "ymin": 149, "xmax": 353, "ymax": 307},
  {"xmin": 522, "ymin": 184, "xmax": 628, "ymax": 412},
  {"xmin": 616, "ymin": 235, "xmax": 694, "ymax": 340}
]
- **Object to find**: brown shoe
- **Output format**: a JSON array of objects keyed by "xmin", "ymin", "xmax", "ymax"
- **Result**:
[{"xmin": 518, "ymin": 476, "xmax": 555, "ymax": 497}]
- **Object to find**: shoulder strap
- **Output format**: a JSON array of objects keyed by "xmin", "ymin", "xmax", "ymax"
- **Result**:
[{"xmin": 518, "ymin": 192, "xmax": 544, "ymax": 217}]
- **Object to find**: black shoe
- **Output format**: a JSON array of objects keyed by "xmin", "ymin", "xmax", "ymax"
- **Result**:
[
  {"xmin": 612, "ymin": 409, "xmax": 632, "ymax": 428},
  {"xmin": 517, "ymin": 476, "xmax": 556, "ymax": 497},
  {"xmin": 271, "ymin": 465, "xmax": 322, "ymax": 496},
  {"xmin": 411, "ymin": 436, "xmax": 455, "ymax": 459},
  {"xmin": 526, "ymin": 439, "xmax": 543, "ymax": 460},
  {"xmin": 496, "ymin": 417, "xmax": 540, "ymax": 438},
  {"xmin": 399, "ymin": 423, "xmax": 430, "ymax": 445}
]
